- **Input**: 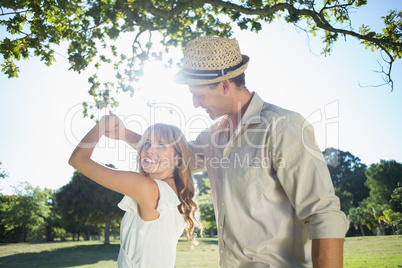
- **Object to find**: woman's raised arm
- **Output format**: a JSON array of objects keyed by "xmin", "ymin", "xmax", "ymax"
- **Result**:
[{"xmin": 68, "ymin": 115, "xmax": 158, "ymax": 219}]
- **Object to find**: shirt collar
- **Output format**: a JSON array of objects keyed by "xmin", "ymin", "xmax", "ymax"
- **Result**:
[
  {"xmin": 240, "ymin": 92, "xmax": 264, "ymax": 125},
  {"xmin": 214, "ymin": 92, "xmax": 264, "ymax": 132}
]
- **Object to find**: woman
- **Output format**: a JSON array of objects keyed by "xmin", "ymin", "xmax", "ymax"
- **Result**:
[{"xmin": 69, "ymin": 113, "xmax": 199, "ymax": 267}]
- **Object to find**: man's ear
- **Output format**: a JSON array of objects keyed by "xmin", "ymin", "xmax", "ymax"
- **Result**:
[{"xmin": 221, "ymin": 80, "xmax": 231, "ymax": 94}]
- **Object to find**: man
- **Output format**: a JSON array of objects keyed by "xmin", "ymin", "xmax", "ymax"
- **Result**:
[{"xmin": 114, "ymin": 36, "xmax": 349, "ymax": 267}]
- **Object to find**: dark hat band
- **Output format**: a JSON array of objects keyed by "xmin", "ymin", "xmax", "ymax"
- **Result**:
[{"xmin": 182, "ymin": 61, "xmax": 243, "ymax": 80}]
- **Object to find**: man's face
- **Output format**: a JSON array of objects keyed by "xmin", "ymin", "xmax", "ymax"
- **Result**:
[{"xmin": 189, "ymin": 83, "xmax": 226, "ymax": 119}]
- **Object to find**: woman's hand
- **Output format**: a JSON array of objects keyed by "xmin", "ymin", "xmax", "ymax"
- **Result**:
[{"xmin": 100, "ymin": 111, "xmax": 127, "ymax": 141}]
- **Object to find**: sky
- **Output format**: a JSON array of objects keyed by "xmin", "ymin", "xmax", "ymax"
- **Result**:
[{"xmin": 1, "ymin": 1, "xmax": 401, "ymax": 195}]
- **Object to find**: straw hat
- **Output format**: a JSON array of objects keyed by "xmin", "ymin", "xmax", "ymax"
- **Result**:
[{"xmin": 175, "ymin": 36, "xmax": 250, "ymax": 86}]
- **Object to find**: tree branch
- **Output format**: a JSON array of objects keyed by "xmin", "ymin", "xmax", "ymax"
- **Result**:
[
  {"xmin": 138, "ymin": 0, "xmax": 191, "ymax": 19},
  {"xmin": 201, "ymin": 0, "xmax": 400, "ymax": 90},
  {"xmin": 201, "ymin": 1, "xmax": 401, "ymax": 49},
  {"xmin": 321, "ymin": 0, "xmax": 356, "ymax": 13},
  {"xmin": 0, "ymin": 9, "xmax": 29, "ymax": 16}
]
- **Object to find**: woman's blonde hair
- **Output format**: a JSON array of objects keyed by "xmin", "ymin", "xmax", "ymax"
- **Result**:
[{"xmin": 138, "ymin": 123, "xmax": 201, "ymax": 243}]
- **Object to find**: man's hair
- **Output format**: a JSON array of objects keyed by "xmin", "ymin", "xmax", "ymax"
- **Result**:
[
  {"xmin": 230, "ymin": 72, "xmax": 246, "ymax": 88},
  {"xmin": 208, "ymin": 72, "xmax": 246, "ymax": 89}
]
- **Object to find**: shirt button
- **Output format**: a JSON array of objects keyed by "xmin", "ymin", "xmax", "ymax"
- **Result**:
[
  {"xmin": 222, "ymin": 202, "xmax": 225, "ymax": 207},
  {"xmin": 220, "ymin": 249, "xmax": 224, "ymax": 254}
]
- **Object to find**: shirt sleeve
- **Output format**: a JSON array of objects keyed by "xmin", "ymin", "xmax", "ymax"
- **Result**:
[
  {"xmin": 187, "ymin": 130, "xmax": 210, "ymax": 173},
  {"xmin": 272, "ymin": 113, "xmax": 349, "ymax": 239}
]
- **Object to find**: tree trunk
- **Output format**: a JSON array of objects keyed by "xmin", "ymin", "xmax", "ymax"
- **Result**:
[
  {"xmin": 112, "ymin": 228, "xmax": 117, "ymax": 239},
  {"xmin": 104, "ymin": 215, "xmax": 111, "ymax": 244},
  {"xmin": 46, "ymin": 225, "xmax": 53, "ymax": 241},
  {"xmin": 379, "ymin": 222, "xmax": 386, "ymax": 235},
  {"xmin": 359, "ymin": 224, "xmax": 365, "ymax": 236},
  {"xmin": 21, "ymin": 223, "xmax": 26, "ymax": 242},
  {"xmin": 209, "ymin": 228, "xmax": 215, "ymax": 238}
]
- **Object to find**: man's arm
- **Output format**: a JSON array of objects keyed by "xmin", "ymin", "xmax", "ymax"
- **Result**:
[
  {"xmin": 272, "ymin": 116, "xmax": 348, "ymax": 267},
  {"xmin": 312, "ymin": 238, "xmax": 344, "ymax": 268}
]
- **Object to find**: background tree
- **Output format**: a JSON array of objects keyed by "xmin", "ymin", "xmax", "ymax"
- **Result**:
[
  {"xmin": 348, "ymin": 206, "xmax": 371, "ymax": 236},
  {"xmin": 83, "ymin": 164, "xmax": 124, "ymax": 244},
  {"xmin": 1, "ymin": 0, "xmax": 401, "ymax": 118},
  {"xmin": 390, "ymin": 186, "xmax": 402, "ymax": 234},
  {"xmin": 197, "ymin": 177, "xmax": 216, "ymax": 237},
  {"xmin": 55, "ymin": 166, "xmax": 123, "ymax": 244},
  {"xmin": 0, "ymin": 162, "xmax": 7, "ymax": 179},
  {"xmin": 391, "ymin": 186, "xmax": 402, "ymax": 209},
  {"xmin": 367, "ymin": 203, "xmax": 393, "ymax": 236},
  {"xmin": 0, "ymin": 195, "xmax": 22, "ymax": 242},
  {"xmin": 33, "ymin": 188, "xmax": 56, "ymax": 242},
  {"xmin": 365, "ymin": 160, "xmax": 402, "ymax": 213},
  {"xmin": 193, "ymin": 171, "xmax": 210, "ymax": 195},
  {"xmin": 55, "ymin": 172, "xmax": 96, "ymax": 241},
  {"xmin": 381, "ymin": 209, "xmax": 402, "ymax": 235},
  {"xmin": 0, "ymin": 182, "xmax": 53, "ymax": 242},
  {"xmin": 323, "ymin": 147, "xmax": 369, "ymax": 213},
  {"xmin": 350, "ymin": 160, "xmax": 402, "ymax": 236}
]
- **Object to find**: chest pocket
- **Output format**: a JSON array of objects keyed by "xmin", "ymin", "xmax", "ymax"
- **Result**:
[{"xmin": 227, "ymin": 154, "xmax": 263, "ymax": 206}]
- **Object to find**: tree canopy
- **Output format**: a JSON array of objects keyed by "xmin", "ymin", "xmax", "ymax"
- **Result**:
[
  {"xmin": 0, "ymin": 182, "xmax": 53, "ymax": 242},
  {"xmin": 196, "ymin": 177, "xmax": 217, "ymax": 237},
  {"xmin": 323, "ymin": 147, "xmax": 369, "ymax": 211},
  {"xmin": 1, "ymin": 0, "xmax": 401, "ymax": 117},
  {"xmin": 54, "ymin": 167, "xmax": 123, "ymax": 244},
  {"xmin": 346, "ymin": 159, "xmax": 402, "ymax": 236},
  {"xmin": 365, "ymin": 159, "xmax": 402, "ymax": 213},
  {"xmin": 0, "ymin": 162, "xmax": 8, "ymax": 179}
]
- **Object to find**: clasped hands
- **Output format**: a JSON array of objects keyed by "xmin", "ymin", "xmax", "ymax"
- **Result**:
[{"xmin": 98, "ymin": 111, "xmax": 127, "ymax": 141}]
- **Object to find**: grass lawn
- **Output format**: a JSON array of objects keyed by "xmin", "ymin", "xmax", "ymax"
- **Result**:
[
  {"xmin": 0, "ymin": 240, "xmax": 119, "ymax": 268},
  {"xmin": 0, "ymin": 236, "xmax": 401, "ymax": 267},
  {"xmin": 344, "ymin": 235, "xmax": 402, "ymax": 268}
]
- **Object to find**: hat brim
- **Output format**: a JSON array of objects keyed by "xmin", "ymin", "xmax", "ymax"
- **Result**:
[{"xmin": 175, "ymin": 55, "xmax": 249, "ymax": 86}]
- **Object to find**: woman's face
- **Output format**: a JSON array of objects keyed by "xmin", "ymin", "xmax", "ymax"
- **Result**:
[{"xmin": 140, "ymin": 137, "xmax": 178, "ymax": 179}]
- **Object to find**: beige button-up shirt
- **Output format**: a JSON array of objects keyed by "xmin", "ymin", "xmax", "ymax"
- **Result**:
[{"xmin": 189, "ymin": 93, "xmax": 349, "ymax": 267}]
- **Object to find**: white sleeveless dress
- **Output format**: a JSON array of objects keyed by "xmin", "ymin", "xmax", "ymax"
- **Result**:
[{"xmin": 117, "ymin": 179, "xmax": 185, "ymax": 268}]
